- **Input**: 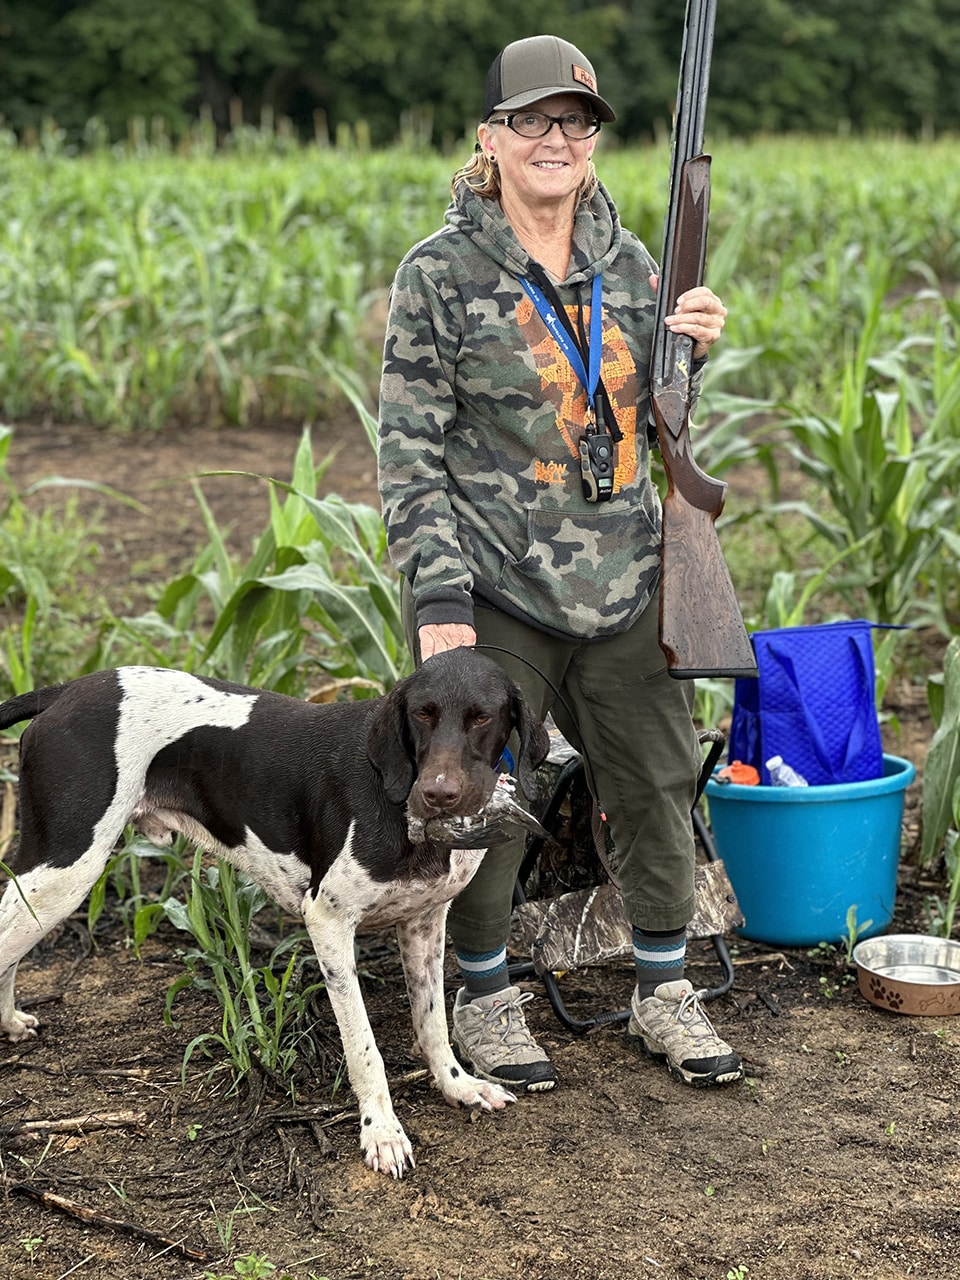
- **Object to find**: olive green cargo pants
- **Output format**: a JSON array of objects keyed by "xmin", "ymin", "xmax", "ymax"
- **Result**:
[{"xmin": 403, "ymin": 584, "xmax": 701, "ymax": 953}]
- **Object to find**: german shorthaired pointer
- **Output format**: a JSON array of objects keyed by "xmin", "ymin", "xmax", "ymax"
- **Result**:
[{"xmin": 0, "ymin": 648, "xmax": 549, "ymax": 1177}]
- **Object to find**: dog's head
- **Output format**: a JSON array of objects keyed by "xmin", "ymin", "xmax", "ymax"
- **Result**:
[{"xmin": 367, "ymin": 649, "xmax": 550, "ymax": 817}]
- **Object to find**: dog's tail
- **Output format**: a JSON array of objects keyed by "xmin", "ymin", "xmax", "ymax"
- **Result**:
[{"xmin": 0, "ymin": 684, "xmax": 68, "ymax": 733}]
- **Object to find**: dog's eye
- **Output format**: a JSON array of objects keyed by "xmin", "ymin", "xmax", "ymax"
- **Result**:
[{"xmin": 469, "ymin": 714, "xmax": 492, "ymax": 728}]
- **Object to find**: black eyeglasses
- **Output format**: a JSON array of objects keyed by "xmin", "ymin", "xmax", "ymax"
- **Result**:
[{"xmin": 488, "ymin": 111, "xmax": 601, "ymax": 140}]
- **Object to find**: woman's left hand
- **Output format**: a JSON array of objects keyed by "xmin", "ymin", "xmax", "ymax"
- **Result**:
[{"xmin": 651, "ymin": 276, "xmax": 727, "ymax": 360}]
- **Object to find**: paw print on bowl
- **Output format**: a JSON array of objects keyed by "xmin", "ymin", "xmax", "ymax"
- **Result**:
[{"xmin": 868, "ymin": 976, "xmax": 904, "ymax": 1011}]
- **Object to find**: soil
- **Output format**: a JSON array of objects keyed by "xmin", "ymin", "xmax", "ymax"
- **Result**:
[{"xmin": 1, "ymin": 422, "xmax": 957, "ymax": 1280}]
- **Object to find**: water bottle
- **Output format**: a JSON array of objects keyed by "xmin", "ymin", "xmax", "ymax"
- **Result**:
[{"xmin": 766, "ymin": 754, "xmax": 809, "ymax": 787}]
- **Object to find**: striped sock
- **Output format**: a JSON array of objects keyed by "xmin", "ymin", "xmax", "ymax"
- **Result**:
[
  {"xmin": 455, "ymin": 945, "xmax": 510, "ymax": 999},
  {"xmin": 632, "ymin": 926, "xmax": 686, "ymax": 999}
]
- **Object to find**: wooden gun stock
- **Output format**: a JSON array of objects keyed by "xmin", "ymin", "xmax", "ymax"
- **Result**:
[
  {"xmin": 655, "ymin": 413, "xmax": 757, "ymax": 679},
  {"xmin": 651, "ymin": 1, "xmax": 757, "ymax": 680}
]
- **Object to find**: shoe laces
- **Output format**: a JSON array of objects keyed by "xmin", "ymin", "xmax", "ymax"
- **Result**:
[
  {"xmin": 675, "ymin": 986, "xmax": 713, "ymax": 1028},
  {"xmin": 481, "ymin": 990, "xmax": 535, "ymax": 1046}
]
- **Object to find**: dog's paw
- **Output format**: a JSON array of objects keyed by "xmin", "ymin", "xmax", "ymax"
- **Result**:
[
  {"xmin": 2, "ymin": 1010, "xmax": 39, "ymax": 1043},
  {"xmin": 440, "ymin": 1066, "xmax": 516, "ymax": 1111},
  {"xmin": 360, "ymin": 1114, "xmax": 415, "ymax": 1179}
]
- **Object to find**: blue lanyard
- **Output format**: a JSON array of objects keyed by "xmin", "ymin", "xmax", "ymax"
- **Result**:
[{"xmin": 520, "ymin": 272, "xmax": 603, "ymax": 404}]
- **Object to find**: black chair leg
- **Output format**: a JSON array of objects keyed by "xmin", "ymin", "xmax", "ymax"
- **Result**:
[{"xmin": 692, "ymin": 803, "xmax": 736, "ymax": 1001}]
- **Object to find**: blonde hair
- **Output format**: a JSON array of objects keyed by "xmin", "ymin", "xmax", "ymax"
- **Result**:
[{"xmin": 452, "ymin": 146, "xmax": 599, "ymax": 205}]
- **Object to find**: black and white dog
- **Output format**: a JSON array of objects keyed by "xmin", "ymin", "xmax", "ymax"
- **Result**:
[{"xmin": 0, "ymin": 649, "xmax": 549, "ymax": 1178}]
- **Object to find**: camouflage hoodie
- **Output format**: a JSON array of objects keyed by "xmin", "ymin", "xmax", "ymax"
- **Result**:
[{"xmin": 377, "ymin": 180, "xmax": 705, "ymax": 640}]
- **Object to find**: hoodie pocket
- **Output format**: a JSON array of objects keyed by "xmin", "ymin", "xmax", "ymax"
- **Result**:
[{"xmin": 494, "ymin": 500, "xmax": 662, "ymax": 635}]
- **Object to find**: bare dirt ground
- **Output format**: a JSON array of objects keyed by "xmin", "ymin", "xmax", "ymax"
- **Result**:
[{"xmin": 1, "ymin": 421, "xmax": 957, "ymax": 1280}]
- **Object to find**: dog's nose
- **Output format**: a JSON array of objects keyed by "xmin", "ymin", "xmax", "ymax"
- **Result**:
[{"xmin": 419, "ymin": 772, "xmax": 464, "ymax": 812}]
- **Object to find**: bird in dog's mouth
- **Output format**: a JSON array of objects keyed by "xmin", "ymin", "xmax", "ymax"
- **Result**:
[{"xmin": 406, "ymin": 774, "xmax": 548, "ymax": 848}]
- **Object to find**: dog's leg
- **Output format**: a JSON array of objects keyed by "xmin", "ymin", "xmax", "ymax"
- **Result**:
[
  {"xmin": 301, "ymin": 888, "xmax": 414, "ymax": 1179},
  {"xmin": 397, "ymin": 905, "xmax": 516, "ymax": 1113},
  {"xmin": 0, "ymin": 859, "xmax": 103, "ymax": 1042},
  {"xmin": 0, "ymin": 929, "xmax": 38, "ymax": 1042}
]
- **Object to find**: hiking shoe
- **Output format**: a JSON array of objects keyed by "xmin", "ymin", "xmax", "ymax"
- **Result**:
[
  {"xmin": 626, "ymin": 980, "xmax": 743, "ymax": 1087},
  {"xmin": 452, "ymin": 986, "xmax": 557, "ymax": 1093}
]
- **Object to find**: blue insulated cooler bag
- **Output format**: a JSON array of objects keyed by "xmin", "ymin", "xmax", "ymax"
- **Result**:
[{"xmin": 728, "ymin": 620, "xmax": 884, "ymax": 786}]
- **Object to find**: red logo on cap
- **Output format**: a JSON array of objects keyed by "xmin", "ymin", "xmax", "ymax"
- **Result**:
[{"xmin": 572, "ymin": 64, "xmax": 597, "ymax": 94}]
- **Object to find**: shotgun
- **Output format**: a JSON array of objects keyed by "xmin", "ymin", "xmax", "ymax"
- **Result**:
[{"xmin": 650, "ymin": 0, "xmax": 757, "ymax": 680}]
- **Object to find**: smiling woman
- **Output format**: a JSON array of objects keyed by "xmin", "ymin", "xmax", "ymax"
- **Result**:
[{"xmin": 377, "ymin": 33, "xmax": 740, "ymax": 1100}]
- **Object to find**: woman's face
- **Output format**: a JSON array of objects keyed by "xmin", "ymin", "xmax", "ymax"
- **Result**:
[{"xmin": 477, "ymin": 93, "xmax": 597, "ymax": 214}]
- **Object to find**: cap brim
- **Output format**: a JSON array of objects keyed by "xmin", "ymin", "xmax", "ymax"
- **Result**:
[{"xmin": 491, "ymin": 87, "xmax": 616, "ymax": 123}]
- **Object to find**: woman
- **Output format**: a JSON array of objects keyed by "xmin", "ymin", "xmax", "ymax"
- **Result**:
[{"xmin": 378, "ymin": 34, "xmax": 742, "ymax": 1094}]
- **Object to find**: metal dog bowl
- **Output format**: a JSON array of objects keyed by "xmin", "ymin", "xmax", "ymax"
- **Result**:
[{"xmin": 853, "ymin": 933, "xmax": 960, "ymax": 1016}]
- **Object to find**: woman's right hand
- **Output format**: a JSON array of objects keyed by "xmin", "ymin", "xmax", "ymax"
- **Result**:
[{"xmin": 418, "ymin": 623, "xmax": 477, "ymax": 659}]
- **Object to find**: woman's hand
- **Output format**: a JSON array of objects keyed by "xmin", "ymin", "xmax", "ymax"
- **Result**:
[
  {"xmin": 418, "ymin": 623, "xmax": 477, "ymax": 660},
  {"xmin": 650, "ymin": 275, "xmax": 727, "ymax": 360}
]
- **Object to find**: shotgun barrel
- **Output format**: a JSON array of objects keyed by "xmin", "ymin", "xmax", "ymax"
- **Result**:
[{"xmin": 651, "ymin": 0, "xmax": 757, "ymax": 679}]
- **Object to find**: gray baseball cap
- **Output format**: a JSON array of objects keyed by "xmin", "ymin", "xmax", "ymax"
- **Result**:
[{"xmin": 482, "ymin": 35, "xmax": 616, "ymax": 123}]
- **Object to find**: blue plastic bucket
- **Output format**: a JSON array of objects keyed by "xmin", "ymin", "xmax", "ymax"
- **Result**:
[{"xmin": 705, "ymin": 754, "xmax": 916, "ymax": 947}]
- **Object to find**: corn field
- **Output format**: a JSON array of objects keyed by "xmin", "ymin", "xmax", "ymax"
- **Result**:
[
  {"xmin": 1, "ymin": 135, "xmax": 958, "ymax": 430},
  {"xmin": 1, "ymin": 131, "xmax": 958, "ymax": 657},
  {"xmin": 1, "ymin": 132, "xmax": 959, "ymax": 1095}
]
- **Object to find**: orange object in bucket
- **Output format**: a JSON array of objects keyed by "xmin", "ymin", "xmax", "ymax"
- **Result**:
[{"xmin": 716, "ymin": 760, "xmax": 760, "ymax": 786}]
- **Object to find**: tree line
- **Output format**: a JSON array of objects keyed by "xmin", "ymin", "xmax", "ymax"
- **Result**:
[{"xmin": 2, "ymin": 0, "xmax": 959, "ymax": 148}]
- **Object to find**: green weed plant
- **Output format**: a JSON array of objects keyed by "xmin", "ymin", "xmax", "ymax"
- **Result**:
[
  {"xmin": 87, "ymin": 828, "xmax": 190, "ymax": 952},
  {"xmin": 0, "ymin": 423, "xmax": 151, "ymax": 698},
  {"xmin": 922, "ymin": 636, "xmax": 960, "ymax": 870},
  {"xmin": 162, "ymin": 850, "xmax": 324, "ymax": 1089}
]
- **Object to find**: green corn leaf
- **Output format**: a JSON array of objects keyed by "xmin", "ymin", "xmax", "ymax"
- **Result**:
[
  {"xmin": 921, "ymin": 637, "xmax": 960, "ymax": 866},
  {"xmin": 133, "ymin": 902, "xmax": 166, "ymax": 952},
  {"xmin": 267, "ymin": 565, "xmax": 401, "ymax": 683}
]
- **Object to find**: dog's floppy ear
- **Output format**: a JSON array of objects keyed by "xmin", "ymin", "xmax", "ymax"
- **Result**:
[
  {"xmin": 511, "ymin": 688, "xmax": 551, "ymax": 798},
  {"xmin": 366, "ymin": 682, "xmax": 417, "ymax": 803}
]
